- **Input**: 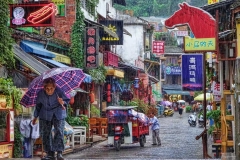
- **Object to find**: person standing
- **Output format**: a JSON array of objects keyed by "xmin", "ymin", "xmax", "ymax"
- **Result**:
[
  {"xmin": 148, "ymin": 112, "xmax": 161, "ymax": 146},
  {"xmin": 32, "ymin": 78, "xmax": 70, "ymax": 160},
  {"xmin": 207, "ymin": 102, "xmax": 212, "ymax": 111},
  {"xmin": 178, "ymin": 103, "xmax": 183, "ymax": 117}
]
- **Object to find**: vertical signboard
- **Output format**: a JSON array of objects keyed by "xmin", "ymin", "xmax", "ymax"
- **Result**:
[
  {"xmin": 152, "ymin": 41, "xmax": 164, "ymax": 56},
  {"xmin": 182, "ymin": 54, "xmax": 203, "ymax": 91},
  {"xmin": 85, "ymin": 27, "xmax": 99, "ymax": 68}
]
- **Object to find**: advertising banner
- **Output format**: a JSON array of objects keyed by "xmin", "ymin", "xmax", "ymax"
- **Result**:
[
  {"xmin": 165, "ymin": 66, "xmax": 181, "ymax": 75},
  {"xmin": 99, "ymin": 20, "xmax": 123, "ymax": 45},
  {"xmin": 182, "ymin": 54, "xmax": 203, "ymax": 91},
  {"xmin": 10, "ymin": 3, "xmax": 57, "ymax": 27},
  {"xmin": 85, "ymin": 27, "xmax": 99, "ymax": 68},
  {"xmin": 152, "ymin": 41, "xmax": 164, "ymax": 56}
]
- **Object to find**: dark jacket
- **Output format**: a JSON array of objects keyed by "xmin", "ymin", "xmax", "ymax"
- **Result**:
[{"xmin": 34, "ymin": 87, "xmax": 70, "ymax": 121}]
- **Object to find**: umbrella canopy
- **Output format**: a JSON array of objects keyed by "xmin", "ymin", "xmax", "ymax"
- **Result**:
[
  {"xmin": 161, "ymin": 101, "xmax": 172, "ymax": 106},
  {"xmin": 194, "ymin": 93, "xmax": 213, "ymax": 101},
  {"xmin": 177, "ymin": 100, "xmax": 185, "ymax": 103},
  {"xmin": 20, "ymin": 67, "xmax": 86, "ymax": 107}
]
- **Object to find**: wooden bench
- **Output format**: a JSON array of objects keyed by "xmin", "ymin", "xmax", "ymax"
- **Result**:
[{"xmin": 72, "ymin": 126, "xmax": 86, "ymax": 147}]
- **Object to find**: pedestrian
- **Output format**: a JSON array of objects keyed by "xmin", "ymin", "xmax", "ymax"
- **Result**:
[
  {"xmin": 32, "ymin": 77, "xmax": 70, "ymax": 160},
  {"xmin": 178, "ymin": 103, "xmax": 183, "ymax": 117},
  {"xmin": 148, "ymin": 112, "xmax": 161, "ymax": 146},
  {"xmin": 207, "ymin": 102, "xmax": 212, "ymax": 111}
]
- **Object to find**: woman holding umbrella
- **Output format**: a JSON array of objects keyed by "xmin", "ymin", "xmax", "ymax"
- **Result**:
[{"xmin": 32, "ymin": 78, "xmax": 70, "ymax": 160}]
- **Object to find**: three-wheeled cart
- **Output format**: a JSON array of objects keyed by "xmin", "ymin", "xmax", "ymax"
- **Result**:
[{"xmin": 106, "ymin": 106, "xmax": 149, "ymax": 151}]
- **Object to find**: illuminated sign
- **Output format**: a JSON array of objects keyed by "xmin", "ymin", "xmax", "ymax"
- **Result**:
[
  {"xmin": 10, "ymin": 3, "xmax": 57, "ymax": 27},
  {"xmin": 99, "ymin": 20, "xmax": 123, "ymax": 45},
  {"xmin": 85, "ymin": 27, "xmax": 99, "ymax": 68},
  {"xmin": 208, "ymin": 0, "xmax": 219, "ymax": 5},
  {"xmin": 184, "ymin": 37, "xmax": 216, "ymax": 52},
  {"xmin": 152, "ymin": 41, "xmax": 164, "ymax": 56}
]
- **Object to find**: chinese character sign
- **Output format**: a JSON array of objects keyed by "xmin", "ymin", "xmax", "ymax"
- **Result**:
[
  {"xmin": 165, "ymin": 66, "xmax": 181, "ymax": 75},
  {"xmin": 182, "ymin": 54, "xmax": 203, "ymax": 91},
  {"xmin": 184, "ymin": 37, "xmax": 216, "ymax": 52},
  {"xmin": 211, "ymin": 81, "xmax": 226, "ymax": 95},
  {"xmin": 85, "ymin": 27, "xmax": 99, "ymax": 68},
  {"xmin": 152, "ymin": 41, "xmax": 164, "ymax": 56}
]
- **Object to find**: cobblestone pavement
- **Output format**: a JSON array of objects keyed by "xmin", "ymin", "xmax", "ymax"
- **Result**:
[{"xmin": 63, "ymin": 110, "xmax": 219, "ymax": 160}]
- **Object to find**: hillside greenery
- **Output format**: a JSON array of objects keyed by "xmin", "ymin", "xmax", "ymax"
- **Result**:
[{"xmin": 114, "ymin": 0, "xmax": 208, "ymax": 17}]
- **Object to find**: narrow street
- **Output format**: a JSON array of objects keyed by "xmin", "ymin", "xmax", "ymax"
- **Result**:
[{"xmin": 65, "ymin": 110, "xmax": 207, "ymax": 159}]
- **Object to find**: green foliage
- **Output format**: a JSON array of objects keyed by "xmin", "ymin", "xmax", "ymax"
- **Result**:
[
  {"xmin": 0, "ymin": 78, "xmax": 22, "ymax": 111},
  {"xmin": 69, "ymin": 0, "xmax": 85, "ymax": 68},
  {"xmin": 207, "ymin": 109, "xmax": 221, "ymax": 129},
  {"xmin": 185, "ymin": 106, "xmax": 192, "ymax": 112},
  {"xmin": 208, "ymin": 125, "xmax": 215, "ymax": 135},
  {"xmin": 120, "ymin": 98, "xmax": 149, "ymax": 114},
  {"xmin": 0, "ymin": 0, "xmax": 15, "ymax": 68},
  {"xmin": 154, "ymin": 32, "xmax": 177, "ymax": 46},
  {"xmin": 66, "ymin": 107, "xmax": 89, "ymax": 128},
  {"xmin": 114, "ymin": 0, "xmax": 208, "ymax": 17},
  {"xmin": 13, "ymin": 123, "xmax": 23, "ymax": 158},
  {"xmin": 87, "ymin": 65, "xmax": 107, "ymax": 84},
  {"xmin": 90, "ymin": 105, "xmax": 100, "ymax": 117}
]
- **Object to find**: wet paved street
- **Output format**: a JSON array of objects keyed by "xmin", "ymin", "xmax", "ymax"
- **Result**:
[{"xmin": 65, "ymin": 110, "xmax": 210, "ymax": 159}]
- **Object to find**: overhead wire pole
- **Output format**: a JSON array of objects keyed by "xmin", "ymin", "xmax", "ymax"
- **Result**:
[{"xmin": 203, "ymin": 52, "xmax": 208, "ymax": 158}]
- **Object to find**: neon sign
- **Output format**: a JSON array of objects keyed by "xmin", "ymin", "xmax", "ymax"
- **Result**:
[{"xmin": 10, "ymin": 3, "xmax": 57, "ymax": 27}]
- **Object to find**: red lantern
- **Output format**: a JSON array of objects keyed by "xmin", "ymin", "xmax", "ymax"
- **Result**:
[
  {"xmin": 107, "ymin": 84, "xmax": 111, "ymax": 90},
  {"xmin": 69, "ymin": 97, "xmax": 74, "ymax": 105},
  {"xmin": 107, "ymin": 96, "xmax": 111, "ymax": 102},
  {"xmin": 107, "ymin": 90, "xmax": 111, "ymax": 96},
  {"xmin": 89, "ymin": 92, "xmax": 95, "ymax": 103}
]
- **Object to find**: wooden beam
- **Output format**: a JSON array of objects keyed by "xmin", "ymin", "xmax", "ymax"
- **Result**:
[
  {"xmin": 144, "ymin": 59, "xmax": 160, "ymax": 65},
  {"xmin": 223, "ymin": 90, "xmax": 234, "ymax": 95},
  {"xmin": 227, "ymin": 140, "xmax": 234, "ymax": 147}
]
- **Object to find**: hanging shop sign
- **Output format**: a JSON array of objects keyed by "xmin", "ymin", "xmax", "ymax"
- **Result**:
[
  {"xmin": 99, "ymin": 20, "xmax": 123, "ymax": 45},
  {"xmin": 165, "ymin": 66, "xmax": 181, "ymax": 75},
  {"xmin": 182, "ymin": 54, "xmax": 203, "ymax": 91},
  {"xmin": 9, "ymin": 3, "xmax": 57, "ymax": 28},
  {"xmin": 184, "ymin": 37, "xmax": 216, "ymax": 52},
  {"xmin": 152, "ymin": 41, "xmax": 164, "ymax": 56},
  {"xmin": 208, "ymin": 0, "xmax": 219, "ymax": 5},
  {"xmin": 85, "ymin": 27, "xmax": 99, "ymax": 68},
  {"xmin": 104, "ymin": 51, "xmax": 118, "ymax": 67},
  {"xmin": 43, "ymin": 27, "xmax": 55, "ymax": 38}
]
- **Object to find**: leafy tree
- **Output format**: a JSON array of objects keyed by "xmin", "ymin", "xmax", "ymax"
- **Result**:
[
  {"xmin": 114, "ymin": 0, "xmax": 208, "ymax": 17},
  {"xmin": 0, "ymin": 0, "xmax": 15, "ymax": 69}
]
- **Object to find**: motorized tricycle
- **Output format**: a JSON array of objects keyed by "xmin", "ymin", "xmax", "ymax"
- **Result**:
[
  {"xmin": 106, "ymin": 106, "xmax": 149, "ymax": 151},
  {"xmin": 163, "ymin": 106, "xmax": 174, "ymax": 117}
]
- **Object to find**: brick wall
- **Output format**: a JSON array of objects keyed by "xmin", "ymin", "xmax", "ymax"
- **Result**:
[{"xmin": 53, "ymin": 0, "xmax": 76, "ymax": 43}]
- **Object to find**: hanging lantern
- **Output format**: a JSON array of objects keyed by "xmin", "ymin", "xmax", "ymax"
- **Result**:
[
  {"xmin": 89, "ymin": 92, "xmax": 95, "ymax": 103},
  {"xmin": 69, "ymin": 97, "xmax": 74, "ymax": 105},
  {"xmin": 107, "ymin": 90, "xmax": 111, "ymax": 96},
  {"xmin": 107, "ymin": 84, "xmax": 111, "ymax": 90},
  {"xmin": 107, "ymin": 96, "xmax": 111, "ymax": 102}
]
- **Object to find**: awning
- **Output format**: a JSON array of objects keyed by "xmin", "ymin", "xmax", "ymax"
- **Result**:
[
  {"xmin": 106, "ymin": 69, "xmax": 124, "ymax": 78},
  {"xmin": 51, "ymin": 52, "xmax": 71, "ymax": 65},
  {"xmin": 163, "ymin": 90, "xmax": 190, "ymax": 95},
  {"xmin": 148, "ymin": 74, "xmax": 159, "ymax": 83},
  {"xmin": 84, "ymin": 19, "xmax": 119, "ymax": 38},
  {"xmin": 13, "ymin": 44, "xmax": 50, "ymax": 75},
  {"xmin": 118, "ymin": 61, "xmax": 145, "ymax": 73},
  {"xmin": 20, "ymin": 40, "xmax": 55, "ymax": 58},
  {"xmin": 123, "ymin": 28, "xmax": 132, "ymax": 37}
]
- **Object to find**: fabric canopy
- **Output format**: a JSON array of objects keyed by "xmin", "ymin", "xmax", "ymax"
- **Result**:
[
  {"xmin": 163, "ymin": 90, "xmax": 190, "ymax": 95},
  {"xmin": 20, "ymin": 40, "xmax": 55, "ymax": 58}
]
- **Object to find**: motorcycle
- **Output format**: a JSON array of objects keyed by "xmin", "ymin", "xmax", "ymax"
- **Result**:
[
  {"xmin": 163, "ymin": 106, "xmax": 174, "ymax": 117},
  {"xmin": 188, "ymin": 112, "xmax": 197, "ymax": 127},
  {"xmin": 198, "ymin": 114, "xmax": 204, "ymax": 127}
]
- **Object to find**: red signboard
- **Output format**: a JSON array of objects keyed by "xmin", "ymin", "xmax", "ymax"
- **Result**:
[
  {"xmin": 152, "ymin": 41, "xmax": 164, "ymax": 56},
  {"xmin": 9, "ymin": 3, "xmax": 57, "ymax": 27},
  {"xmin": 85, "ymin": 27, "xmax": 99, "ymax": 68},
  {"xmin": 104, "ymin": 51, "xmax": 118, "ymax": 67}
]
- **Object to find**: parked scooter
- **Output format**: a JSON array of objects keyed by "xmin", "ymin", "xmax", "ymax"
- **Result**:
[
  {"xmin": 188, "ymin": 112, "xmax": 197, "ymax": 127},
  {"xmin": 163, "ymin": 106, "xmax": 174, "ymax": 117},
  {"xmin": 198, "ymin": 115, "xmax": 204, "ymax": 127}
]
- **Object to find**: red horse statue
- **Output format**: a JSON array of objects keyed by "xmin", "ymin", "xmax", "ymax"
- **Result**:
[{"xmin": 165, "ymin": 2, "xmax": 216, "ymax": 38}]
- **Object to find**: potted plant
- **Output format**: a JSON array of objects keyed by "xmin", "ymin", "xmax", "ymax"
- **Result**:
[
  {"xmin": 90, "ymin": 105, "xmax": 100, "ymax": 118},
  {"xmin": 206, "ymin": 109, "xmax": 221, "ymax": 142},
  {"xmin": 185, "ymin": 106, "xmax": 192, "ymax": 113}
]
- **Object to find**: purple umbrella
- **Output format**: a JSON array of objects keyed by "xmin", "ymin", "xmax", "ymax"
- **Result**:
[
  {"xmin": 20, "ymin": 67, "xmax": 86, "ymax": 107},
  {"xmin": 161, "ymin": 101, "xmax": 172, "ymax": 106}
]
